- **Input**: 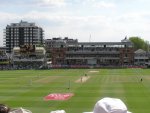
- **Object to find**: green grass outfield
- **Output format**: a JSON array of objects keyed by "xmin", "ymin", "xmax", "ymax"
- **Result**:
[{"xmin": 0, "ymin": 68, "xmax": 150, "ymax": 113}]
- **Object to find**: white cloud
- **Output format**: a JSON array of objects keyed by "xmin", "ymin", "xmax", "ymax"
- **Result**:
[
  {"xmin": 81, "ymin": 0, "xmax": 116, "ymax": 9},
  {"xmin": 34, "ymin": 0, "xmax": 66, "ymax": 7},
  {"xmin": 1, "ymin": 9, "xmax": 150, "ymax": 46},
  {"xmin": 0, "ymin": 0, "xmax": 66, "ymax": 8},
  {"xmin": 0, "ymin": 12, "xmax": 19, "ymax": 21},
  {"xmin": 93, "ymin": 1, "xmax": 116, "ymax": 9}
]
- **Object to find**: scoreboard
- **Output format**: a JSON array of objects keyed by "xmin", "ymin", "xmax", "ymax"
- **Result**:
[{"xmin": 20, "ymin": 45, "xmax": 35, "ymax": 53}]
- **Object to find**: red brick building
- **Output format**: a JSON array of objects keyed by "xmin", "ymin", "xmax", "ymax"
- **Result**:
[{"xmin": 45, "ymin": 37, "xmax": 134, "ymax": 67}]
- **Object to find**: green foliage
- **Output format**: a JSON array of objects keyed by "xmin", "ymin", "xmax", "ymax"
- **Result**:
[
  {"xmin": 129, "ymin": 37, "xmax": 149, "ymax": 51},
  {"xmin": 36, "ymin": 43, "xmax": 44, "ymax": 47},
  {"xmin": 0, "ymin": 61, "xmax": 9, "ymax": 64}
]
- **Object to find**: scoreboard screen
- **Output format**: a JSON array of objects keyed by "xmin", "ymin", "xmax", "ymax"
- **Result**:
[{"xmin": 20, "ymin": 45, "xmax": 35, "ymax": 53}]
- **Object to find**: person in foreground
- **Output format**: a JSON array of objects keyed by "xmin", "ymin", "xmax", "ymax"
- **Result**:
[
  {"xmin": 51, "ymin": 97, "xmax": 132, "ymax": 113},
  {"xmin": 0, "ymin": 104, "xmax": 32, "ymax": 113},
  {"xmin": 0, "ymin": 104, "xmax": 10, "ymax": 113},
  {"xmin": 92, "ymin": 97, "xmax": 132, "ymax": 113},
  {"xmin": 9, "ymin": 108, "xmax": 32, "ymax": 113}
]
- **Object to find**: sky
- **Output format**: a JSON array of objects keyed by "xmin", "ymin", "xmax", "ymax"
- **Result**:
[{"xmin": 0, "ymin": 0, "xmax": 150, "ymax": 46}]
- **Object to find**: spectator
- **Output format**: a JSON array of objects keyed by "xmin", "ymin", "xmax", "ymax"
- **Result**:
[
  {"xmin": 93, "ymin": 97, "xmax": 132, "ymax": 113},
  {"xmin": 9, "ymin": 107, "xmax": 32, "ymax": 113},
  {"xmin": 50, "ymin": 110, "xmax": 66, "ymax": 113},
  {"xmin": 0, "ymin": 104, "xmax": 10, "ymax": 113}
]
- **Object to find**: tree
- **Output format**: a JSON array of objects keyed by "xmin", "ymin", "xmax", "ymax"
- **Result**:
[
  {"xmin": 129, "ymin": 37, "xmax": 150, "ymax": 51},
  {"xmin": 144, "ymin": 41, "xmax": 150, "ymax": 51}
]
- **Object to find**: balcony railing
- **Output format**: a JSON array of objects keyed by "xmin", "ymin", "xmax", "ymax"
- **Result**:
[
  {"xmin": 13, "ymin": 58, "xmax": 45, "ymax": 62},
  {"xmin": 66, "ymin": 51, "xmax": 120, "ymax": 54},
  {"xmin": 65, "ymin": 57, "xmax": 120, "ymax": 60}
]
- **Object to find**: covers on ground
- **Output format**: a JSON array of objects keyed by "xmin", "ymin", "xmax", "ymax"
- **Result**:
[{"xmin": 44, "ymin": 93, "xmax": 74, "ymax": 101}]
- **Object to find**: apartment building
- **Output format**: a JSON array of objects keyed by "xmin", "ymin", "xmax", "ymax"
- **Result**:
[{"xmin": 4, "ymin": 20, "xmax": 44, "ymax": 53}]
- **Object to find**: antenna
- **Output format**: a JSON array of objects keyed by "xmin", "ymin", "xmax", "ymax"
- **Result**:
[{"xmin": 89, "ymin": 34, "xmax": 91, "ymax": 42}]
